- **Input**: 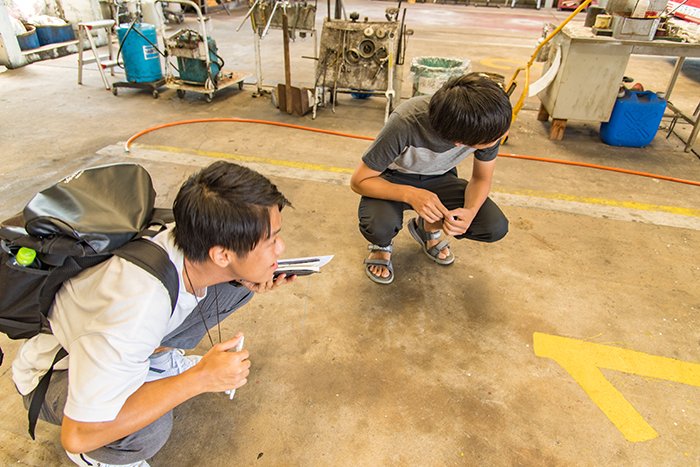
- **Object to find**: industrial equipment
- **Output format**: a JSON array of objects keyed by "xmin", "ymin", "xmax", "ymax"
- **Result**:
[
  {"xmin": 160, "ymin": 0, "xmax": 246, "ymax": 102},
  {"xmin": 103, "ymin": 0, "xmax": 169, "ymax": 26},
  {"xmin": 249, "ymin": 0, "xmax": 316, "ymax": 37},
  {"xmin": 237, "ymin": 0, "xmax": 318, "ymax": 97},
  {"xmin": 166, "ymin": 29, "xmax": 222, "ymax": 84},
  {"xmin": 313, "ymin": 7, "xmax": 412, "ymax": 121}
]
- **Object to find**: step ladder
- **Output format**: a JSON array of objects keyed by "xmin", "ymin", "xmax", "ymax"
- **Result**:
[{"xmin": 77, "ymin": 20, "xmax": 117, "ymax": 90}]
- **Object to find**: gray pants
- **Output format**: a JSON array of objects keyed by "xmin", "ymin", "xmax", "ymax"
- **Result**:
[
  {"xmin": 358, "ymin": 169, "xmax": 509, "ymax": 247},
  {"xmin": 22, "ymin": 283, "xmax": 253, "ymax": 464}
]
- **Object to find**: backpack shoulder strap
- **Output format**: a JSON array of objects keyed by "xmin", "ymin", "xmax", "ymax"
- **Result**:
[
  {"xmin": 27, "ymin": 238, "xmax": 179, "ymax": 440},
  {"xmin": 113, "ymin": 239, "xmax": 179, "ymax": 313},
  {"xmin": 28, "ymin": 347, "xmax": 67, "ymax": 439},
  {"xmin": 150, "ymin": 207, "xmax": 174, "ymax": 225},
  {"xmin": 140, "ymin": 208, "xmax": 175, "ymax": 238}
]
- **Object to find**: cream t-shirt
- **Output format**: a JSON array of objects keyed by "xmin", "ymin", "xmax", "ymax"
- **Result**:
[{"xmin": 12, "ymin": 227, "xmax": 201, "ymax": 422}]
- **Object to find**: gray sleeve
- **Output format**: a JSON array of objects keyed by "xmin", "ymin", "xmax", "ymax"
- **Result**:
[
  {"xmin": 361, "ymin": 112, "xmax": 410, "ymax": 172},
  {"xmin": 474, "ymin": 143, "xmax": 500, "ymax": 162}
]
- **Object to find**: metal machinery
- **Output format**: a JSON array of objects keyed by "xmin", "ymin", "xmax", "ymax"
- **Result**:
[
  {"xmin": 160, "ymin": 2, "xmax": 185, "ymax": 24},
  {"xmin": 249, "ymin": 0, "xmax": 317, "ymax": 38},
  {"xmin": 313, "ymin": 8, "xmax": 411, "ymax": 121},
  {"xmin": 159, "ymin": 0, "xmax": 246, "ymax": 102},
  {"xmin": 101, "ymin": 0, "xmax": 178, "ymax": 26},
  {"xmin": 237, "ymin": 0, "xmax": 318, "ymax": 97}
]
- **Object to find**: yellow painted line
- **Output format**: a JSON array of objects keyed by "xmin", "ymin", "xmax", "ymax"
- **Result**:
[
  {"xmin": 136, "ymin": 144, "xmax": 699, "ymax": 218},
  {"xmin": 534, "ymin": 332, "xmax": 700, "ymax": 442},
  {"xmin": 500, "ymin": 189, "xmax": 700, "ymax": 218},
  {"xmin": 141, "ymin": 144, "xmax": 354, "ymax": 175}
]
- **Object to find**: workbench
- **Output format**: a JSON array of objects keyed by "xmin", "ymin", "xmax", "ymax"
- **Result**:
[{"xmin": 537, "ymin": 25, "xmax": 700, "ymax": 151}]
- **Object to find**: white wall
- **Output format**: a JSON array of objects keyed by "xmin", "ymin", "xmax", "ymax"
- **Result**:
[{"xmin": 0, "ymin": 3, "xmax": 26, "ymax": 67}]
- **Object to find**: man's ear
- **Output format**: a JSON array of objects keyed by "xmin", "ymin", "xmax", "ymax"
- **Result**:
[{"xmin": 209, "ymin": 246, "xmax": 233, "ymax": 268}]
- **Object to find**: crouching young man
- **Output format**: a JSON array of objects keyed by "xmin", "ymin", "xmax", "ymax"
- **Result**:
[
  {"xmin": 12, "ymin": 161, "xmax": 293, "ymax": 466},
  {"xmin": 350, "ymin": 73, "xmax": 512, "ymax": 284}
]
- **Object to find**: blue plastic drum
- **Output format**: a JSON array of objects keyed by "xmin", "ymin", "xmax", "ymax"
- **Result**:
[
  {"xmin": 117, "ymin": 23, "xmax": 162, "ymax": 83},
  {"xmin": 600, "ymin": 91, "xmax": 667, "ymax": 148}
]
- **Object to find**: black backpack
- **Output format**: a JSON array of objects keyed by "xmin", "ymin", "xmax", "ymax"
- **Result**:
[{"xmin": 0, "ymin": 163, "xmax": 179, "ymax": 439}]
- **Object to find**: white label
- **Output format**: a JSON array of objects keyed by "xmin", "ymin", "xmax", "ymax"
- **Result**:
[{"xmin": 142, "ymin": 45, "xmax": 158, "ymax": 61}]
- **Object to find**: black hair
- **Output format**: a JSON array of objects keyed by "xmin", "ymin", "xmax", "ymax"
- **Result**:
[
  {"xmin": 428, "ymin": 72, "xmax": 512, "ymax": 146},
  {"xmin": 172, "ymin": 161, "xmax": 290, "ymax": 262}
]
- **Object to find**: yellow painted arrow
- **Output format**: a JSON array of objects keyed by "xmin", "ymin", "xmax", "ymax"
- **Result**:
[{"xmin": 533, "ymin": 332, "xmax": 700, "ymax": 442}]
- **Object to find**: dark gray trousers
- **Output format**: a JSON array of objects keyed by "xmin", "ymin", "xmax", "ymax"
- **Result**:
[
  {"xmin": 22, "ymin": 283, "xmax": 253, "ymax": 464},
  {"xmin": 358, "ymin": 169, "xmax": 509, "ymax": 247}
]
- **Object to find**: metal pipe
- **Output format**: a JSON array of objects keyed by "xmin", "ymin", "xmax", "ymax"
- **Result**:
[
  {"xmin": 664, "ymin": 56, "xmax": 685, "ymax": 101},
  {"xmin": 282, "ymin": 11, "xmax": 293, "ymax": 114},
  {"xmin": 254, "ymin": 29, "xmax": 264, "ymax": 95},
  {"xmin": 262, "ymin": 1, "xmax": 281, "ymax": 37},
  {"xmin": 385, "ymin": 34, "xmax": 396, "ymax": 122},
  {"xmin": 236, "ymin": 0, "xmax": 261, "ymax": 32}
]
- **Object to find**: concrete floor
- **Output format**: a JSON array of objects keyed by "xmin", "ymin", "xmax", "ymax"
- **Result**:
[{"xmin": 1, "ymin": 1, "xmax": 699, "ymax": 465}]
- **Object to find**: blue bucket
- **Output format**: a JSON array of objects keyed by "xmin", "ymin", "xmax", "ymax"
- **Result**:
[{"xmin": 117, "ymin": 23, "xmax": 162, "ymax": 83}]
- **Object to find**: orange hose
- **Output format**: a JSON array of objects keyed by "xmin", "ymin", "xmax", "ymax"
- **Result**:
[
  {"xmin": 498, "ymin": 152, "xmax": 700, "ymax": 187},
  {"xmin": 125, "ymin": 118, "xmax": 700, "ymax": 187},
  {"xmin": 125, "ymin": 118, "xmax": 374, "ymax": 150}
]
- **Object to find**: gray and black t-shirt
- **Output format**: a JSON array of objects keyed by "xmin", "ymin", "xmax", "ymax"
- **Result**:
[{"xmin": 362, "ymin": 95, "xmax": 499, "ymax": 176}]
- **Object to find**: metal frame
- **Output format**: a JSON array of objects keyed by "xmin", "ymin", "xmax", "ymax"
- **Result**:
[
  {"xmin": 236, "ymin": 0, "xmax": 318, "ymax": 96},
  {"xmin": 77, "ymin": 19, "xmax": 117, "ymax": 90},
  {"xmin": 664, "ymin": 56, "xmax": 700, "ymax": 152},
  {"xmin": 157, "ymin": 0, "xmax": 213, "ymax": 89}
]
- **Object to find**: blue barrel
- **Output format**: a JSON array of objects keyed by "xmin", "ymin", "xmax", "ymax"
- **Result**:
[
  {"xmin": 600, "ymin": 91, "xmax": 667, "ymax": 147},
  {"xmin": 117, "ymin": 23, "xmax": 162, "ymax": 83}
]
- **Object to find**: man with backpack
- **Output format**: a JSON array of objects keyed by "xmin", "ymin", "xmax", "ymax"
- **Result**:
[{"xmin": 11, "ymin": 161, "xmax": 293, "ymax": 466}]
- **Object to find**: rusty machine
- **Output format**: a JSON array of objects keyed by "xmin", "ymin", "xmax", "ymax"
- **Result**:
[{"xmin": 313, "ymin": 7, "xmax": 411, "ymax": 121}]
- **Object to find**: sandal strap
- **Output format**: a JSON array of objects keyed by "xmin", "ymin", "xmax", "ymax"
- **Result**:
[
  {"xmin": 364, "ymin": 258, "xmax": 391, "ymax": 268},
  {"xmin": 368, "ymin": 243, "xmax": 392, "ymax": 253},
  {"xmin": 364, "ymin": 257, "xmax": 394, "ymax": 283},
  {"xmin": 427, "ymin": 239, "xmax": 450, "ymax": 257},
  {"xmin": 416, "ymin": 218, "xmax": 441, "ymax": 241}
]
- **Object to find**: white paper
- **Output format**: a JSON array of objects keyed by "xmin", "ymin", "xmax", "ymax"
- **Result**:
[
  {"xmin": 275, "ymin": 255, "xmax": 334, "ymax": 273},
  {"xmin": 530, "ymin": 46, "xmax": 561, "ymax": 97}
]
